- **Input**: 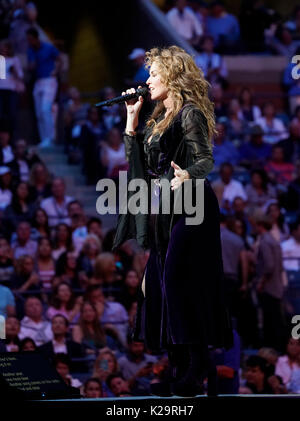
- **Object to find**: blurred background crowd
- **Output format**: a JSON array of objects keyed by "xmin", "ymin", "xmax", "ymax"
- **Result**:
[{"xmin": 1, "ymin": 0, "xmax": 300, "ymax": 398}]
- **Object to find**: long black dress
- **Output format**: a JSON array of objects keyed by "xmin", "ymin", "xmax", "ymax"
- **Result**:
[{"xmin": 113, "ymin": 103, "xmax": 233, "ymax": 354}]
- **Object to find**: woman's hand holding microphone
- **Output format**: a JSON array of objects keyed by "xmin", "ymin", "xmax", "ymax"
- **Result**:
[{"xmin": 123, "ymin": 85, "xmax": 144, "ymax": 135}]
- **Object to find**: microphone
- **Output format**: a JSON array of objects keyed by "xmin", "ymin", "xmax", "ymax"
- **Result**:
[{"xmin": 95, "ymin": 87, "xmax": 148, "ymax": 108}]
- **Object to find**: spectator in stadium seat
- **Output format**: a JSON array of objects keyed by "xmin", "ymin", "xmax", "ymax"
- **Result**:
[
  {"xmin": 238, "ymin": 124, "xmax": 272, "ymax": 169},
  {"xmin": 275, "ymin": 337, "xmax": 300, "ymax": 387},
  {"xmin": 106, "ymin": 373, "xmax": 135, "ymax": 397},
  {"xmin": 245, "ymin": 169, "xmax": 276, "ymax": 210},
  {"xmin": 281, "ymin": 217, "xmax": 300, "ymax": 271},
  {"xmin": 284, "ymin": 163, "xmax": 300, "ymax": 212},
  {"xmin": 100, "ymin": 127, "xmax": 128, "ymax": 181},
  {"xmin": 3, "ymin": 181, "xmax": 36, "ymax": 235},
  {"xmin": 72, "ymin": 301, "xmax": 110, "ymax": 353},
  {"xmin": 0, "ymin": 236, "xmax": 14, "ymax": 287},
  {"xmin": 117, "ymin": 337, "xmax": 157, "ymax": 395},
  {"xmin": 46, "ymin": 282, "xmax": 82, "ymax": 322},
  {"xmin": 83, "ymin": 378, "xmax": 103, "ymax": 398},
  {"xmin": 87, "ymin": 217, "xmax": 104, "ymax": 242},
  {"xmin": 11, "ymin": 221, "xmax": 37, "ymax": 259},
  {"xmin": 166, "ymin": 0, "xmax": 203, "ymax": 48},
  {"xmin": 52, "ymin": 223, "xmax": 74, "ymax": 262},
  {"xmin": 238, "ymin": 87, "xmax": 262, "ymax": 123},
  {"xmin": 264, "ymin": 145, "xmax": 295, "ymax": 186},
  {"xmin": 10, "ymin": 255, "xmax": 40, "ymax": 293},
  {"xmin": 31, "ymin": 207, "xmax": 50, "ymax": 240},
  {"xmin": 9, "ymin": 139, "xmax": 40, "ymax": 183},
  {"xmin": 212, "ymin": 118, "xmax": 240, "ymax": 167},
  {"xmin": 243, "ymin": 355, "xmax": 279, "ymax": 394},
  {"xmin": 4, "ymin": 316, "xmax": 21, "ymax": 352},
  {"xmin": 36, "ymin": 237, "xmax": 56, "ymax": 292},
  {"xmin": 92, "ymin": 348, "xmax": 119, "ymax": 397},
  {"xmin": 206, "ymin": 0, "xmax": 240, "ymax": 53},
  {"xmin": 265, "ymin": 201, "xmax": 290, "ymax": 244},
  {"xmin": 39, "ymin": 314, "xmax": 86, "ymax": 373},
  {"xmin": 0, "ymin": 166, "xmax": 13, "ymax": 211},
  {"xmin": 29, "ymin": 162, "xmax": 52, "ymax": 205},
  {"xmin": 0, "ymin": 283, "xmax": 15, "ymax": 318},
  {"xmin": 277, "ymin": 119, "xmax": 300, "ymax": 163},
  {"xmin": 0, "ymin": 119, "xmax": 14, "ymax": 165},
  {"xmin": 119, "ymin": 269, "xmax": 140, "ymax": 311},
  {"xmin": 226, "ymin": 99, "xmax": 248, "ymax": 145},
  {"xmin": 53, "ymin": 250, "xmax": 81, "ymax": 289},
  {"xmin": 19, "ymin": 337, "xmax": 37, "ymax": 352},
  {"xmin": 53, "ymin": 353, "xmax": 82, "ymax": 389},
  {"xmin": 84, "ymin": 285, "xmax": 129, "ymax": 348},
  {"xmin": 255, "ymin": 102, "xmax": 288, "ymax": 144},
  {"xmin": 211, "ymin": 162, "xmax": 247, "ymax": 208},
  {"xmin": 40, "ymin": 177, "xmax": 73, "ymax": 227},
  {"xmin": 265, "ymin": 24, "xmax": 300, "ymax": 58},
  {"xmin": 194, "ymin": 35, "xmax": 228, "ymax": 88},
  {"xmin": 19, "ymin": 296, "xmax": 53, "ymax": 346},
  {"xmin": 127, "ymin": 48, "xmax": 149, "ymax": 84},
  {"xmin": 77, "ymin": 234, "xmax": 102, "ymax": 281},
  {"xmin": 210, "ymin": 83, "xmax": 227, "ymax": 118},
  {"xmin": 68, "ymin": 200, "xmax": 89, "ymax": 255}
]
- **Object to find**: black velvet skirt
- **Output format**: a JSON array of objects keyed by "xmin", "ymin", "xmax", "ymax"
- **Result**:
[{"xmin": 133, "ymin": 179, "xmax": 233, "ymax": 353}]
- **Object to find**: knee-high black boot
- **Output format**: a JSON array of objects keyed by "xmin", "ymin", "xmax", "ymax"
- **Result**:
[
  {"xmin": 172, "ymin": 344, "xmax": 218, "ymax": 397},
  {"xmin": 150, "ymin": 344, "xmax": 188, "ymax": 397}
]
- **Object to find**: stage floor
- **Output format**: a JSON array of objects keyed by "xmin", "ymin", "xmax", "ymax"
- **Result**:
[{"xmin": 15, "ymin": 393, "xmax": 300, "ymax": 417}]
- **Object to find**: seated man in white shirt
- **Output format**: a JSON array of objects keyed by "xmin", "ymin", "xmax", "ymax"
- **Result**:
[
  {"xmin": 39, "ymin": 314, "xmax": 87, "ymax": 372},
  {"xmin": 19, "ymin": 296, "xmax": 53, "ymax": 346},
  {"xmin": 40, "ymin": 177, "xmax": 73, "ymax": 228},
  {"xmin": 211, "ymin": 162, "xmax": 247, "ymax": 209},
  {"xmin": 281, "ymin": 218, "xmax": 300, "ymax": 271},
  {"xmin": 166, "ymin": 0, "xmax": 203, "ymax": 47}
]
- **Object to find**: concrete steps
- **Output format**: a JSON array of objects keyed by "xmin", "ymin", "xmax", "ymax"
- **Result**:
[{"xmin": 37, "ymin": 145, "xmax": 118, "ymax": 233}]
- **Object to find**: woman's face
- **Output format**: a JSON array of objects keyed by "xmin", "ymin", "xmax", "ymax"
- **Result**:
[
  {"xmin": 36, "ymin": 209, "xmax": 47, "ymax": 226},
  {"xmin": 39, "ymin": 239, "xmax": 52, "ymax": 257},
  {"xmin": 82, "ymin": 303, "xmax": 96, "ymax": 323},
  {"xmin": 17, "ymin": 183, "xmax": 28, "ymax": 200},
  {"xmin": 234, "ymin": 220, "xmax": 244, "ymax": 237},
  {"xmin": 287, "ymin": 338, "xmax": 300, "ymax": 359},
  {"xmin": 85, "ymin": 381, "xmax": 102, "ymax": 398},
  {"xmin": 57, "ymin": 225, "xmax": 69, "ymax": 242},
  {"xmin": 66, "ymin": 252, "xmax": 77, "ymax": 269},
  {"xmin": 23, "ymin": 257, "xmax": 34, "ymax": 274},
  {"xmin": 146, "ymin": 61, "xmax": 169, "ymax": 101},
  {"xmin": 99, "ymin": 353, "xmax": 115, "ymax": 373},
  {"xmin": 34, "ymin": 164, "xmax": 47, "ymax": 182},
  {"xmin": 125, "ymin": 270, "xmax": 139, "ymax": 288},
  {"xmin": 57, "ymin": 284, "xmax": 72, "ymax": 302},
  {"xmin": 268, "ymin": 204, "xmax": 280, "ymax": 221},
  {"xmin": 251, "ymin": 173, "xmax": 263, "ymax": 188}
]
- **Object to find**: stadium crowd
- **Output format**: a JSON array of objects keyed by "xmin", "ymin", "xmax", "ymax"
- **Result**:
[{"xmin": 0, "ymin": 0, "xmax": 300, "ymax": 397}]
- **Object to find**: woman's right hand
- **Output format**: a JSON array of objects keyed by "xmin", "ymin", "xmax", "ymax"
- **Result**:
[{"xmin": 122, "ymin": 85, "xmax": 144, "ymax": 130}]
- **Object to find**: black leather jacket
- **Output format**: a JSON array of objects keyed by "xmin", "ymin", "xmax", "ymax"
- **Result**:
[{"xmin": 112, "ymin": 103, "xmax": 215, "ymax": 254}]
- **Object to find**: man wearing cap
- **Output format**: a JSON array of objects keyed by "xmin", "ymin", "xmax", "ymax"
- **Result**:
[{"xmin": 128, "ymin": 48, "xmax": 149, "ymax": 84}]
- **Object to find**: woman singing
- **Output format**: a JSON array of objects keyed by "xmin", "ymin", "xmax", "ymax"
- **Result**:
[{"xmin": 112, "ymin": 45, "xmax": 233, "ymax": 396}]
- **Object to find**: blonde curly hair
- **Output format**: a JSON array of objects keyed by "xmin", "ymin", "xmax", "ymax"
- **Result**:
[{"xmin": 145, "ymin": 45, "xmax": 216, "ymax": 144}]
